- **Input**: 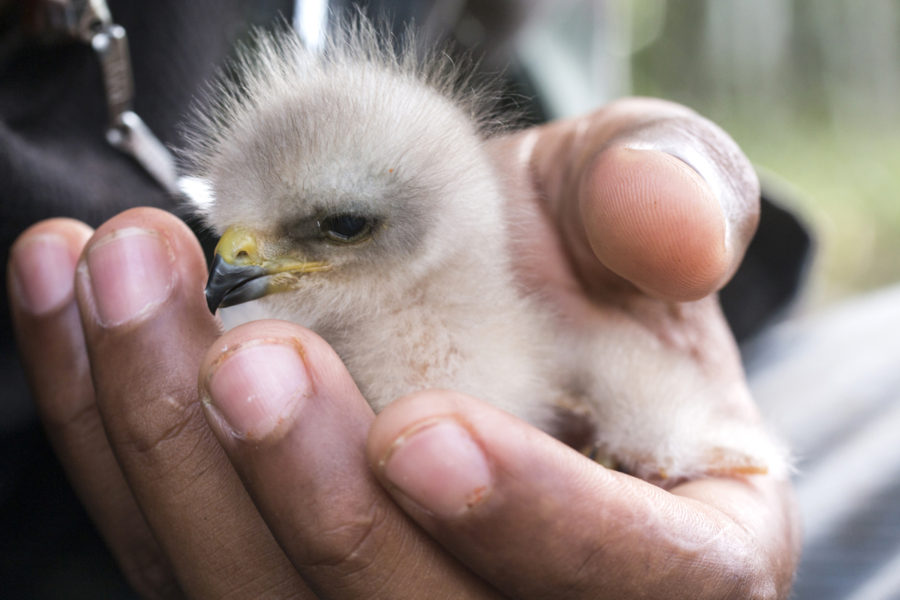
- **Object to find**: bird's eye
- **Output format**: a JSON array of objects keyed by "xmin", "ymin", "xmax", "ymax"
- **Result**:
[{"xmin": 318, "ymin": 214, "xmax": 373, "ymax": 243}]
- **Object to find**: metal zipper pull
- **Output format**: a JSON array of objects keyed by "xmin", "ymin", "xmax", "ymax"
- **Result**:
[
  {"xmin": 86, "ymin": 5, "xmax": 181, "ymax": 195},
  {"xmin": 25, "ymin": 0, "xmax": 182, "ymax": 196}
]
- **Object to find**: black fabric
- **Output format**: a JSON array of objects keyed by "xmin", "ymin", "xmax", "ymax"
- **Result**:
[
  {"xmin": 721, "ymin": 191, "xmax": 813, "ymax": 343},
  {"xmin": 0, "ymin": 426, "xmax": 136, "ymax": 599}
]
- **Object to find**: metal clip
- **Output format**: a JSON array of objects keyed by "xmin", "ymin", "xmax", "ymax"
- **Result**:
[
  {"xmin": 25, "ymin": 0, "xmax": 112, "ymax": 42},
  {"xmin": 86, "ymin": 3, "xmax": 182, "ymax": 195},
  {"xmin": 106, "ymin": 111, "xmax": 182, "ymax": 196},
  {"xmin": 75, "ymin": 0, "xmax": 113, "ymax": 41},
  {"xmin": 91, "ymin": 23, "xmax": 133, "ymax": 125},
  {"xmin": 24, "ymin": 0, "xmax": 183, "ymax": 197}
]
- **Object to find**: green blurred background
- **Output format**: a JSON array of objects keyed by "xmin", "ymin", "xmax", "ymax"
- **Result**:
[{"xmin": 522, "ymin": 0, "xmax": 900, "ymax": 308}]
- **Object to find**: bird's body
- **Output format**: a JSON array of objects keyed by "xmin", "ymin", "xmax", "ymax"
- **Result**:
[{"xmin": 192, "ymin": 19, "xmax": 785, "ymax": 485}]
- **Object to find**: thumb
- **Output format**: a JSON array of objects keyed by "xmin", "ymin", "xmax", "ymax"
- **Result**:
[{"xmin": 520, "ymin": 98, "xmax": 761, "ymax": 301}]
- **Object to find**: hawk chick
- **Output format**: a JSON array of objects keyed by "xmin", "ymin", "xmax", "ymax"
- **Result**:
[{"xmin": 190, "ymin": 19, "xmax": 785, "ymax": 485}]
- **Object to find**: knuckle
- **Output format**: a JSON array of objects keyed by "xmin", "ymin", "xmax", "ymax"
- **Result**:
[
  {"xmin": 118, "ymin": 539, "xmax": 184, "ymax": 600},
  {"xmin": 39, "ymin": 389, "xmax": 103, "ymax": 441},
  {"xmin": 95, "ymin": 352, "xmax": 201, "ymax": 455},
  {"xmin": 110, "ymin": 383, "xmax": 210, "ymax": 475},
  {"xmin": 300, "ymin": 498, "xmax": 394, "ymax": 579}
]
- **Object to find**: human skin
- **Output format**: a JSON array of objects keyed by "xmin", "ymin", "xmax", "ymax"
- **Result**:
[{"xmin": 7, "ymin": 99, "xmax": 801, "ymax": 599}]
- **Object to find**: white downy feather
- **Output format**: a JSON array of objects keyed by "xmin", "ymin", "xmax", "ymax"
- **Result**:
[{"xmin": 185, "ymin": 16, "xmax": 787, "ymax": 485}]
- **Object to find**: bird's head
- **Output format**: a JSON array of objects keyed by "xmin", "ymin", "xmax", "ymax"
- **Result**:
[
  {"xmin": 192, "ymin": 32, "xmax": 505, "ymax": 320},
  {"xmin": 201, "ymin": 163, "xmax": 447, "ymax": 316}
]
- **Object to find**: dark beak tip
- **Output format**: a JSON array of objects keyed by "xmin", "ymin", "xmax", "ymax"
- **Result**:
[
  {"xmin": 204, "ymin": 254, "xmax": 270, "ymax": 312},
  {"xmin": 204, "ymin": 254, "xmax": 226, "ymax": 314},
  {"xmin": 204, "ymin": 288, "xmax": 219, "ymax": 314}
]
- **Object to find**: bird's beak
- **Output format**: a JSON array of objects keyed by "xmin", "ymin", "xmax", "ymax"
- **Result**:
[{"xmin": 204, "ymin": 226, "xmax": 329, "ymax": 313}]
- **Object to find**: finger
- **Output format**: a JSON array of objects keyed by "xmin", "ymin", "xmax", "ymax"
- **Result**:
[
  {"xmin": 368, "ymin": 391, "xmax": 799, "ymax": 599},
  {"xmin": 74, "ymin": 208, "xmax": 312, "ymax": 598},
  {"xmin": 7, "ymin": 219, "xmax": 182, "ymax": 599},
  {"xmin": 577, "ymin": 145, "xmax": 730, "ymax": 300},
  {"xmin": 199, "ymin": 321, "xmax": 501, "ymax": 599},
  {"xmin": 502, "ymin": 98, "xmax": 760, "ymax": 301}
]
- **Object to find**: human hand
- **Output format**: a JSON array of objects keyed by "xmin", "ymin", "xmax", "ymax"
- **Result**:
[
  {"xmin": 7, "ymin": 100, "xmax": 799, "ymax": 598},
  {"xmin": 490, "ymin": 97, "xmax": 781, "ymax": 480},
  {"xmin": 497, "ymin": 97, "xmax": 760, "ymax": 305}
]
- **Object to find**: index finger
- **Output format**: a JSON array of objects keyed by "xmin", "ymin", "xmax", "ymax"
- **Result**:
[{"xmin": 73, "ymin": 208, "xmax": 313, "ymax": 598}]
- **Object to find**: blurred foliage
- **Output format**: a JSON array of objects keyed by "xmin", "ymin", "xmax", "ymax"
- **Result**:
[{"xmin": 624, "ymin": 0, "xmax": 900, "ymax": 306}]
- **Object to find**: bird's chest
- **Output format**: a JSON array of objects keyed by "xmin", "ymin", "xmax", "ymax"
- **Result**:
[{"xmin": 324, "ymin": 309, "xmax": 471, "ymax": 412}]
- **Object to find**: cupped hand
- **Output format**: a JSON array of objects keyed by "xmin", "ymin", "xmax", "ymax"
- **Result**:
[
  {"xmin": 7, "ymin": 99, "xmax": 800, "ymax": 599},
  {"xmin": 490, "ymin": 98, "xmax": 778, "ymax": 479}
]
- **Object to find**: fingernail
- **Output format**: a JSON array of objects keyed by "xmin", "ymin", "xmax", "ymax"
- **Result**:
[
  {"xmin": 382, "ymin": 420, "xmax": 492, "ymax": 518},
  {"xmin": 11, "ymin": 234, "xmax": 76, "ymax": 315},
  {"xmin": 85, "ymin": 228, "xmax": 175, "ymax": 326},
  {"xmin": 205, "ymin": 342, "xmax": 310, "ymax": 440}
]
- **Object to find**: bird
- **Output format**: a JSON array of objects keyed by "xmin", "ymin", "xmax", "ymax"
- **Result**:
[{"xmin": 189, "ymin": 17, "xmax": 786, "ymax": 486}]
